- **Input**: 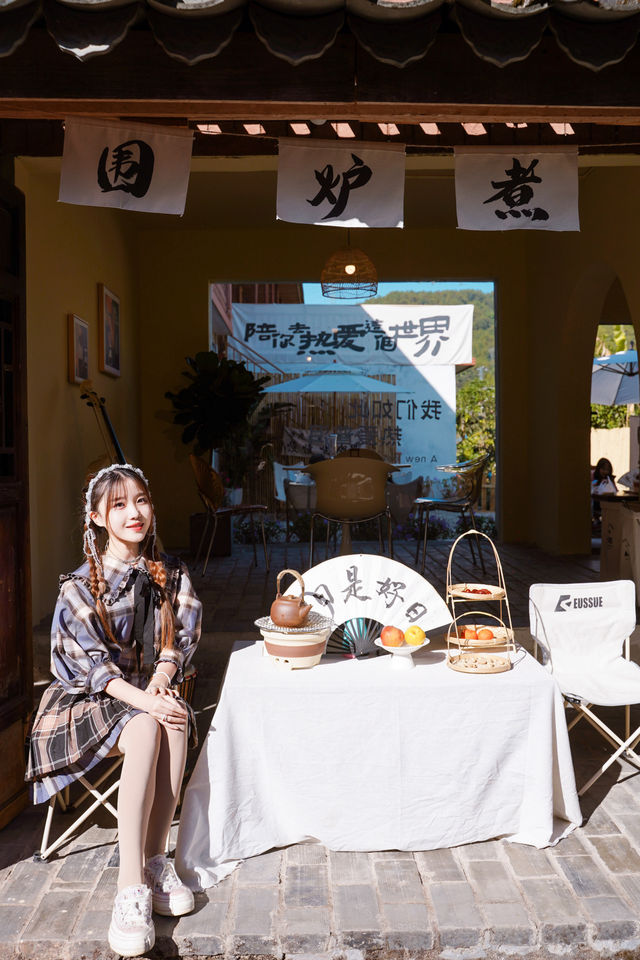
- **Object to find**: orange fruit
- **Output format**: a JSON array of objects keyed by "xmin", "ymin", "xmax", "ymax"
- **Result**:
[
  {"xmin": 404, "ymin": 625, "xmax": 426, "ymax": 646},
  {"xmin": 464, "ymin": 627, "xmax": 478, "ymax": 640},
  {"xmin": 477, "ymin": 627, "xmax": 495, "ymax": 642}
]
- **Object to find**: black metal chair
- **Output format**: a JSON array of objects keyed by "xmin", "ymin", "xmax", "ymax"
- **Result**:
[
  {"xmin": 414, "ymin": 455, "xmax": 491, "ymax": 574},
  {"xmin": 190, "ymin": 454, "xmax": 269, "ymax": 574}
]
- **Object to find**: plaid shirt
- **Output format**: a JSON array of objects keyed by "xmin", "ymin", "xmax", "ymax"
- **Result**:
[{"xmin": 51, "ymin": 554, "xmax": 201, "ymax": 694}]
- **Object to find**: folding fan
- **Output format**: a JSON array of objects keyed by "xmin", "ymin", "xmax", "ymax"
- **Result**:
[
  {"xmin": 303, "ymin": 554, "xmax": 452, "ymax": 651},
  {"xmin": 325, "ymin": 617, "xmax": 385, "ymax": 658}
]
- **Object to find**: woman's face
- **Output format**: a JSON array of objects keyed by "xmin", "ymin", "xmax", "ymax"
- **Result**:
[
  {"xmin": 91, "ymin": 476, "xmax": 153, "ymax": 553},
  {"xmin": 597, "ymin": 461, "xmax": 612, "ymax": 478}
]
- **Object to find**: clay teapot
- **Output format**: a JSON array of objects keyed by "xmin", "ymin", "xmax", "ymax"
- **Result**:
[{"xmin": 270, "ymin": 569, "xmax": 312, "ymax": 628}]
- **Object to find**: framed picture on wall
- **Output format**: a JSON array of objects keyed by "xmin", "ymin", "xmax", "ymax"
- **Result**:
[
  {"xmin": 67, "ymin": 313, "xmax": 89, "ymax": 385},
  {"xmin": 99, "ymin": 284, "xmax": 120, "ymax": 378}
]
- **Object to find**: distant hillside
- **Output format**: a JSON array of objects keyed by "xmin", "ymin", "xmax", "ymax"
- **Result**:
[{"xmin": 365, "ymin": 289, "xmax": 495, "ymax": 382}]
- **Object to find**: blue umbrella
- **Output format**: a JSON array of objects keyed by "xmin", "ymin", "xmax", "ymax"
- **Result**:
[{"xmin": 591, "ymin": 350, "xmax": 639, "ymax": 405}]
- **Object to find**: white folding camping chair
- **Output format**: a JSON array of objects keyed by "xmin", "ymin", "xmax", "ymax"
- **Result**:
[
  {"xmin": 529, "ymin": 580, "xmax": 640, "ymax": 796},
  {"xmin": 34, "ymin": 665, "xmax": 197, "ymax": 861}
]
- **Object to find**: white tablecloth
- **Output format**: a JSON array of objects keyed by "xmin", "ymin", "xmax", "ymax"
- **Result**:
[{"xmin": 176, "ymin": 641, "xmax": 582, "ymax": 890}]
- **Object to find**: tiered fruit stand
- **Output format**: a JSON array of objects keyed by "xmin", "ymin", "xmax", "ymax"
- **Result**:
[{"xmin": 445, "ymin": 530, "xmax": 516, "ymax": 674}]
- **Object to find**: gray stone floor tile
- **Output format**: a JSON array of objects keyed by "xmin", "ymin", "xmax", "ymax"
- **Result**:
[
  {"xmin": 580, "ymin": 895, "xmax": 640, "ymax": 942},
  {"xmin": 235, "ymin": 849, "xmax": 282, "ymax": 884},
  {"xmin": 383, "ymin": 901, "xmax": 434, "ymax": 951},
  {"xmin": 21, "ymin": 889, "xmax": 87, "ymax": 941},
  {"xmin": 373, "ymin": 858, "xmax": 424, "ymax": 903},
  {"xmin": 482, "ymin": 901, "xmax": 535, "ymax": 947},
  {"xmin": 231, "ymin": 884, "xmax": 278, "ymax": 934},
  {"xmin": 51, "ymin": 842, "xmax": 113, "ymax": 888},
  {"xmin": 618, "ymin": 873, "xmax": 640, "ymax": 908},
  {"xmin": 70, "ymin": 908, "xmax": 111, "ymax": 947},
  {"xmin": 371, "ymin": 849, "xmax": 414, "ymax": 859},
  {"xmin": 583, "ymin": 807, "xmax": 623, "ymax": 837},
  {"xmin": 520, "ymin": 877, "xmax": 582, "ymax": 921},
  {"xmin": 458, "ymin": 840, "xmax": 502, "ymax": 860},
  {"xmin": 279, "ymin": 906, "xmax": 331, "ymax": 954},
  {"xmin": 92, "ymin": 865, "xmax": 118, "ymax": 900},
  {"xmin": 503, "ymin": 843, "xmax": 555, "ymax": 877},
  {"xmin": 547, "ymin": 830, "xmax": 587, "ymax": 855},
  {"xmin": 415, "ymin": 847, "xmax": 465, "ymax": 882},
  {"xmin": 0, "ymin": 903, "xmax": 33, "ymax": 942},
  {"xmin": 333, "ymin": 882, "xmax": 380, "ymax": 932},
  {"xmin": 465, "ymin": 859, "xmax": 522, "ymax": 903},
  {"xmin": 329, "ymin": 850, "xmax": 373, "ymax": 884},
  {"xmin": 284, "ymin": 864, "xmax": 330, "ymax": 907},
  {"xmin": 611, "ymin": 813, "xmax": 640, "ymax": 848},
  {"xmin": 173, "ymin": 897, "xmax": 228, "ymax": 955},
  {"xmin": 590, "ymin": 835, "xmax": 640, "ymax": 873},
  {"xmin": 1, "ymin": 859, "xmax": 55, "ymax": 905},
  {"xmin": 285, "ymin": 843, "xmax": 327, "ymax": 866},
  {"xmin": 429, "ymin": 881, "xmax": 483, "ymax": 948},
  {"xmin": 555, "ymin": 854, "xmax": 618, "ymax": 897}
]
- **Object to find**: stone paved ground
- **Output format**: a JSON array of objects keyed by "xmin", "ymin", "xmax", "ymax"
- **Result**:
[{"xmin": 3, "ymin": 539, "xmax": 640, "ymax": 960}]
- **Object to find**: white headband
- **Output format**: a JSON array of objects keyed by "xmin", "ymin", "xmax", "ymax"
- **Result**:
[{"xmin": 83, "ymin": 462, "xmax": 157, "ymax": 567}]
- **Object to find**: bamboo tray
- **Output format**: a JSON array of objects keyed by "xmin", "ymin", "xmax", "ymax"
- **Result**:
[
  {"xmin": 448, "ymin": 582, "xmax": 506, "ymax": 601},
  {"xmin": 449, "ymin": 623, "xmax": 514, "ymax": 647},
  {"xmin": 447, "ymin": 652, "xmax": 512, "ymax": 674}
]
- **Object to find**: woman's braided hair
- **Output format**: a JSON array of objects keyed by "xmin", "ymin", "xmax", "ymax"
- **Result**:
[{"xmin": 83, "ymin": 465, "xmax": 175, "ymax": 651}]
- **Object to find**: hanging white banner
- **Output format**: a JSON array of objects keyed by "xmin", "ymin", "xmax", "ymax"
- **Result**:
[
  {"xmin": 277, "ymin": 138, "xmax": 405, "ymax": 228},
  {"xmin": 455, "ymin": 146, "xmax": 579, "ymax": 231},
  {"xmin": 232, "ymin": 303, "xmax": 473, "ymax": 366},
  {"xmin": 59, "ymin": 118, "xmax": 194, "ymax": 216}
]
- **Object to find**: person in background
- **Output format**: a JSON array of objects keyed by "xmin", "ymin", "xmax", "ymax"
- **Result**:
[{"xmin": 591, "ymin": 457, "xmax": 618, "ymax": 532}]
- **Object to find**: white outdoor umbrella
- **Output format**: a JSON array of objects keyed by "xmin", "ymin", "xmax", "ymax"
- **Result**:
[{"xmin": 591, "ymin": 350, "xmax": 639, "ymax": 405}]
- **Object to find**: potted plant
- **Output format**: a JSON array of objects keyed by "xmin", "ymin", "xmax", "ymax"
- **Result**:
[{"xmin": 166, "ymin": 351, "xmax": 270, "ymax": 497}]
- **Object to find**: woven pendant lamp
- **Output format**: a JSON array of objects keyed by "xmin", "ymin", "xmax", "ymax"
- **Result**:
[{"xmin": 320, "ymin": 232, "xmax": 378, "ymax": 299}]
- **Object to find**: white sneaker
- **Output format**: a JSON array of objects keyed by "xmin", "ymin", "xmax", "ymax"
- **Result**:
[
  {"xmin": 108, "ymin": 884, "xmax": 155, "ymax": 958},
  {"xmin": 144, "ymin": 854, "xmax": 194, "ymax": 917}
]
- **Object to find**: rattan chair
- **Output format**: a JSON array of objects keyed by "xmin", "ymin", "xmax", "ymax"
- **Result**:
[
  {"xmin": 303, "ymin": 456, "xmax": 398, "ymax": 565},
  {"xmin": 414, "ymin": 454, "xmax": 490, "ymax": 574},
  {"xmin": 189, "ymin": 454, "xmax": 269, "ymax": 574},
  {"xmin": 335, "ymin": 448, "xmax": 383, "ymax": 460}
]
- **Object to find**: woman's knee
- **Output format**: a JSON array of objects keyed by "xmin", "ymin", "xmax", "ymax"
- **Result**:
[{"xmin": 119, "ymin": 711, "xmax": 162, "ymax": 753}]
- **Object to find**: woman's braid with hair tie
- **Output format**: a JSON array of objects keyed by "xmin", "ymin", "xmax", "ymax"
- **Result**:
[
  {"xmin": 85, "ymin": 537, "xmax": 118, "ymax": 646},
  {"xmin": 147, "ymin": 557, "xmax": 175, "ymax": 651}
]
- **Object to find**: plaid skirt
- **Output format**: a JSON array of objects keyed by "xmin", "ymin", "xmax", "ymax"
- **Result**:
[{"xmin": 26, "ymin": 680, "xmax": 196, "ymax": 804}]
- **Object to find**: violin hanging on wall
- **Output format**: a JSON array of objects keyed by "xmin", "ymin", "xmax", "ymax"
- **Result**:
[{"xmin": 80, "ymin": 380, "xmax": 126, "ymax": 465}]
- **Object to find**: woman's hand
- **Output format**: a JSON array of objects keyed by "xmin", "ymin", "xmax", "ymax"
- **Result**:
[
  {"xmin": 145, "ymin": 690, "xmax": 188, "ymax": 732},
  {"xmin": 146, "ymin": 676, "xmax": 170, "ymax": 697}
]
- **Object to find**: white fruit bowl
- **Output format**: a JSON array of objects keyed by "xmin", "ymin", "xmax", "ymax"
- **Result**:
[{"xmin": 374, "ymin": 637, "xmax": 430, "ymax": 670}]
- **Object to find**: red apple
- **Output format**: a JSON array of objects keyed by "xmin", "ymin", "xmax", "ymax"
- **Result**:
[{"xmin": 380, "ymin": 625, "xmax": 405, "ymax": 647}]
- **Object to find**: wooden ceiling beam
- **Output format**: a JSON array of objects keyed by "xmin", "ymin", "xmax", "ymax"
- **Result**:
[{"xmin": 1, "ymin": 30, "xmax": 640, "ymax": 125}]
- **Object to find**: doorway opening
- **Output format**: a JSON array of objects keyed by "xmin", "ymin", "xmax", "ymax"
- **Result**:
[
  {"xmin": 208, "ymin": 279, "xmax": 496, "ymax": 550},
  {"xmin": 591, "ymin": 319, "xmax": 638, "ymax": 541}
]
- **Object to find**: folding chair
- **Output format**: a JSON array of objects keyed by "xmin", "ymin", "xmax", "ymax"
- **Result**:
[
  {"xmin": 33, "ymin": 665, "xmax": 197, "ymax": 861},
  {"xmin": 529, "ymin": 580, "xmax": 640, "ymax": 796}
]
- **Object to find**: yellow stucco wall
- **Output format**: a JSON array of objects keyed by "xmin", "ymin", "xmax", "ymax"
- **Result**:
[
  {"xmin": 17, "ymin": 157, "xmax": 640, "ymax": 621},
  {"xmin": 16, "ymin": 159, "xmax": 140, "ymax": 624}
]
